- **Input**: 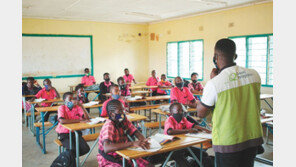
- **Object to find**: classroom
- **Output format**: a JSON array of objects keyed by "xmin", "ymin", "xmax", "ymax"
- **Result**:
[{"xmin": 22, "ymin": 0, "xmax": 273, "ymax": 167}]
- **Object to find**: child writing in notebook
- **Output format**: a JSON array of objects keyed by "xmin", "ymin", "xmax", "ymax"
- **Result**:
[
  {"xmin": 97, "ymin": 99, "xmax": 153, "ymax": 167},
  {"xmin": 101, "ymin": 85, "xmax": 127, "ymax": 117},
  {"xmin": 55, "ymin": 92, "xmax": 90, "ymax": 156},
  {"xmin": 188, "ymin": 72, "xmax": 203, "ymax": 94},
  {"xmin": 35, "ymin": 78, "xmax": 60, "ymax": 121},
  {"xmin": 117, "ymin": 77, "xmax": 131, "ymax": 96},
  {"xmin": 164, "ymin": 102, "xmax": 211, "ymax": 167},
  {"xmin": 157, "ymin": 74, "xmax": 173, "ymax": 95},
  {"xmin": 123, "ymin": 68, "xmax": 136, "ymax": 87}
]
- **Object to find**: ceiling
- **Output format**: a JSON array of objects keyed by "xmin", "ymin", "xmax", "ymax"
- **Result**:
[{"xmin": 22, "ymin": 0, "xmax": 271, "ymax": 24}]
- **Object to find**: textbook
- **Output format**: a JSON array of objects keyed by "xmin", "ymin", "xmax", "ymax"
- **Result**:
[
  {"xmin": 150, "ymin": 133, "xmax": 180, "ymax": 145},
  {"xmin": 185, "ymin": 132, "xmax": 212, "ymax": 139},
  {"xmin": 87, "ymin": 117, "xmax": 106, "ymax": 125},
  {"xmin": 83, "ymin": 101, "xmax": 99, "ymax": 107},
  {"xmin": 128, "ymin": 138, "xmax": 162, "ymax": 152}
]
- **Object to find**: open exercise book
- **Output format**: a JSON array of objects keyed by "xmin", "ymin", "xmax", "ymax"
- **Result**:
[
  {"xmin": 34, "ymin": 98, "xmax": 46, "ymax": 103},
  {"xmin": 128, "ymin": 133, "xmax": 179, "ymax": 152},
  {"xmin": 185, "ymin": 132, "xmax": 212, "ymax": 139},
  {"xmin": 125, "ymin": 96, "xmax": 143, "ymax": 101},
  {"xmin": 87, "ymin": 117, "xmax": 106, "ymax": 125},
  {"xmin": 83, "ymin": 101, "xmax": 99, "ymax": 107}
]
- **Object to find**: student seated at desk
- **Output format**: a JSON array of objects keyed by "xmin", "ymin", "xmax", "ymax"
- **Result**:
[
  {"xmin": 99, "ymin": 72, "xmax": 114, "ymax": 103},
  {"xmin": 97, "ymin": 99, "xmax": 153, "ymax": 167},
  {"xmin": 157, "ymin": 74, "xmax": 173, "ymax": 95},
  {"xmin": 164, "ymin": 103, "xmax": 211, "ymax": 167},
  {"xmin": 146, "ymin": 70, "xmax": 159, "ymax": 96},
  {"xmin": 35, "ymin": 78, "xmax": 60, "ymax": 121},
  {"xmin": 55, "ymin": 92, "xmax": 90, "ymax": 156},
  {"xmin": 81, "ymin": 68, "xmax": 96, "ymax": 86},
  {"xmin": 22, "ymin": 77, "xmax": 42, "ymax": 111},
  {"xmin": 75, "ymin": 84, "xmax": 90, "ymax": 113},
  {"xmin": 101, "ymin": 85, "xmax": 127, "ymax": 117},
  {"xmin": 123, "ymin": 68, "xmax": 136, "ymax": 87},
  {"xmin": 188, "ymin": 72, "xmax": 203, "ymax": 95},
  {"xmin": 117, "ymin": 77, "xmax": 131, "ymax": 96}
]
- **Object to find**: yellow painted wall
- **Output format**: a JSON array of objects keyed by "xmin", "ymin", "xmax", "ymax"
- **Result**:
[
  {"xmin": 148, "ymin": 2, "xmax": 273, "ymax": 94},
  {"xmin": 22, "ymin": 18, "xmax": 149, "ymax": 93}
]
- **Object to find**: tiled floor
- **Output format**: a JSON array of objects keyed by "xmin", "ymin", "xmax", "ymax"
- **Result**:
[{"xmin": 22, "ymin": 107, "xmax": 273, "ymax": 167}]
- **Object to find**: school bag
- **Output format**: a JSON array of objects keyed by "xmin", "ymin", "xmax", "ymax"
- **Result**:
[{"xmin": 50, "ymin": 150, "xmax": 76, "ymax": 167}]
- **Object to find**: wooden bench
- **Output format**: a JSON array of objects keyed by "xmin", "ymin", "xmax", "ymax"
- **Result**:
[
  {"xmin": 54, "ymin": 133, "xmax": 100, "ymax": 154},
  {"xmin": 26, "ymin": 112, "xmax": 40, "ymax": 116},
  {"xmin": 34, "ymin": 122, "xmax": 53, "ymax": 127}
]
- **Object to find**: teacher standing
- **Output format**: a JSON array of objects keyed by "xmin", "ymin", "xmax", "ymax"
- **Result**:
[{"xmin": 195, "ymin": 38, "xmax": 263, "ymax": 167}]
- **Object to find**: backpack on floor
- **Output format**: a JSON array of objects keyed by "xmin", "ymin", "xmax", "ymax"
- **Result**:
[{"xmin": 50, "ymin": 150, "xmax": 76, "ymax": 167}]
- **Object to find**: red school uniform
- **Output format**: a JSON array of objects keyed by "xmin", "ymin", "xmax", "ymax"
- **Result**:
[
  {"xmin": 55, "ymin": 105, "xmax": 85, "ymax": 134},
  {"xmin": 97, "ymin": 119, "xmax": 149, "ymax": 167},
  {"xmin": 164, "ymin": 116, "xmax": 194, "ymax": 135},
  {"xmin": 157, "ymin": 80, "xmax": 172, "ymax": 94},
  {"xmin": 123, "ymin": 74, "xmax": 135, "ymax": 87},
  {"xmin": 35, "ymin": 87, "xmax": 57, "ymax": 107},
  {"xmin": 188, "ymin": 82, "xmax": 204, "ymax": 92},
  {"xmin": 81, "ymin": 75, "xmax": 96, "ymax": 86},
  {"xmin": 146, "ymin": 77, "xmax": 159, "ymax": 91},
  {"xmin": 170, "ymin": 87, "xmax": 195, "ymax": 105},
  {"xmin": 101, "ymin": 98, "xmax": 127, "ymax": 117}
]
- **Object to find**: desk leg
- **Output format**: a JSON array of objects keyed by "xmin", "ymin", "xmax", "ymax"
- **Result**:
[
  {"xmin": 161, "ymin": 151, "xmax": 174, "ymax": 167},
  {"xmin": 132, "ymin": 159, "xmax": 138, "ymax": 167},
  {"xmin": 158, "ymin": 113, "xmax": 162, "ymax": 133},
  {"xmin": 30, "ymin": 104, "xmax": 36, "ymax": 135},
  {"xmin": 81, "ymin": 134, "xmax": 100, "ymax": 166},
  {"xmin": 264, "ymin": 99, "xmax": 273, "ymax": 110},
  {"xmin": 41, "ymin": 112, "xmax": 46, "ymax": 154},
  {"xmin": 74, "ymin": 131, "xmax": 80, "ymax": 167},
  {"xmin": 187, "ymin": 147, "xmax": 203, "ymax": 167},
  {"xmin": 200, "ymin": 143, "xmax": 203, "ymax": 164},
  {"xmin": 23, "ymin": 97, "xmax": 27, "ymax": 126},
  {"xmin": 122, "ymin": 158, "xmax": 126, "ymax": 167},
  {"xmin": 69, "ymin": 130, "xmax": 72, "ymax": 150}
]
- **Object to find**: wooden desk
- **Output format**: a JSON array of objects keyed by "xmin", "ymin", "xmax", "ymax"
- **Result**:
[
  {"xmin": 62, "ymin": 113, "xmax": 147, "ymax": 167},
  {"xmin": 104, "ymin": 90, "xmax": 152, "ymax": 97},
  {"xmin": 22, "ymin": 95, "xmax": 36, "ymax": 98},
  {"xmin": 261, "ymin": 117, "xmax": 273, "ymax": 124},
  {"xmin": 35, "ymin": 103, "xmax": 102, "ymax": 112},
  {"xmin": 260, "ymin": 94, "xmax": 273, "ymax": 110},
  {"xmin": 126, "ymin": 95, "xmax": 170, "ymax": 103},
  {"xmin": 116, "ymin": 134, "xmax": 210, "ymax": 167},
  {"xmin": 28, "ymin": 98, "xmax": 63, "ymax": 104},
  {"xmin": 130, "ymin": 85, "xmax": 158, "ymax": 90}
]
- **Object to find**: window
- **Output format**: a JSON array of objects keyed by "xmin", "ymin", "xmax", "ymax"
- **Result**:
[
  {"xmin": 229, "ymin": 34, "xmax": 273, "ymax": 87},
  {"xmin": 167, "ymin": 40, "xmax": 203, "ymax": 80}
]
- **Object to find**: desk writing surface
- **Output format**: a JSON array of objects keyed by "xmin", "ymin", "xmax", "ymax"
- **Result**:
[
  {"xmin": 116, "ymin": 134, "xmax": 210, "ymax": 160},
  {"xmin": 193, "ymin": 92, "xmax": 203, "ymax": 96},
  {"xmin": 35, "ymin": 103, "xmax": 102, "ymax": 112},
  {"xmin": 61, "ymin": 113, "xmax": 147, "ymax": 131},
  {"xmin": 22, "ymin": 95, "xmax": 36, "ymax": 98},
  {"xmin": 127, "ymin": 95, "xmax": 170, "ymax": 103},
  {"xmin": 151, "ymin": 107, "xmax": 196, "ymax": 116},
  {"xmin": 28, "ymin": 98, "xmax": 63, "ymax": 104},
  {"xmin": 260, "ymin": 94, "xmax": 273, "ymax": 100},
  {"xmin": 130, "ymin": 86, "xmax": 158, "ymax": 90}
]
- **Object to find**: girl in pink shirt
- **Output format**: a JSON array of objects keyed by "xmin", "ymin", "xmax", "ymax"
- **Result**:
[
  {"xmin": 35, "ymin": 78, "xmax": 60, "ymax": 121},
  {"xmin": 117, "ymin": 77, "xmax": 131, "ymax": 96},
  {"xmin": 188, "ymin": 72, "xmax": 204, "ymax": 94},
  {"xmin": 164, "ymin": 103, "xmax": 211, "ymax": 167},
  {"xmin": 101, "ymin": 85, "xmax": 128, "ymax": 117},
  {"xmin": 123, "ymin": 68, "xmax": 136, "ymax": 87},
  {"xmin": 81, "ymin": 68, "xmax": 96, "ymax": 86},
  {"xmin": 55, "ymin": 92, "xmax": 91, "ymax": 156},
  {"xmin": 75, "ymin": 84, "xmax": 90, "ymax": 113},
  {"xmin": 157, "ymin": 74, "xmax": 173, "ymax": 95},
  {"xmin": 146, "ymin": 70, "xmax": 159, "ymax": 96}
]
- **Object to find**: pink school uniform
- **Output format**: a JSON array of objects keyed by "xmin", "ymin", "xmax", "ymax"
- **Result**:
[
  {"xmin": 164, "ymin": 116, "xmax": 194, "ymax": 135},
  {"xmin": 157, "ymin": 81, "xmax": 172, "ymax": 95},
  {"xmin": 35, "ymin": 88, "xmax": 57, "ymax": 107},
  {"xmin": 55, "ymin": 105, "xmax": 85, "ymax": 134},
  {"xmin": 101, "ymin": 98, "xmax": 127, "ymax": 117},
  {"xmin": 188, "ymin": 82, "xmax": 204, "ymax": 92},
  {"xmin": 146, "ymin": 77, "xmax": 159, "ymax": 92},
  {"xmin": 81, "ymin": 75, "xmax": 96, "ymax": 86},
  {"xmin": 170, "ymin": 87, "xmax": 195, "ymax": 105},
  {"xmin": 97, "ymin": 119, "xmax": 149, "ymax": 167},
  {"xmin": 120, "ymin": 85, "xmax": 131, "ymax": 96},
  {"xmin": 123, "ymin": 74, "xmax": 135, "ymax": 87}
]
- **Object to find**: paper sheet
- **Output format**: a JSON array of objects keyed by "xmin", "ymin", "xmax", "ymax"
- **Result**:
[
  {"xmin": 34, "ymin": 98, "xmax": 46, "ymax": 103},
  {"xmin": 186, "ymin": 132, "xmax": 212, "ymax": 139},
  {"xmin": 126, "ymin": 115, "xmax": 134, "ymax": 120},
  {"xmin": 83, "ymin": 101, "xmax": 99, "ymax": 107},
  {"xmin": 128, "ymin": 138, "xmax": 162, "ymax": 152},
  {"xmin": 87, "ymin": 117, "xmax": 106, "ymax": 125},
  {"xmin": 126, "ymin": 96, "xmax": 143, "ymax": 101}
]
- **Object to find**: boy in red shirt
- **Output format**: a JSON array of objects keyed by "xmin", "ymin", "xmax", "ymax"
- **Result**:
[
  {"xmin": 81, "ymin": 68, "xmax": 96, "ymax": 86},
  {"xmin": 55, "ymin": 92, "xmax": 90, "ymax": 156},
  {"xmin": 101, "ymin": 85, "xmax": 127, "ymax": 117},
  {"xmin": 123, "ymin": 68, "xmax": 136, "ymax": 87},
  {"xmin": 164, "ymin": 103, "xmax": 211, "ymax": 167},
  {"xmin": 157, "ymin": 74, "xmax": 173, "ymax": 95},
  {"xmin": 35, "ymin": 78, "xmax": 60, "ymax": 121}
]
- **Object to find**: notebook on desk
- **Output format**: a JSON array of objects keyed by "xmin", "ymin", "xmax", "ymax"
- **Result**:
[
  {"xmin": 83, "ymin": 101, "xmax": 99, "ymax": 107},
  {"xmin": 186, "ymin": 132, "xmax": 212, "ymax": 139},
  {"xmin": 87, "ymin": 117, "xmax": 106, "ymax": 125}
]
